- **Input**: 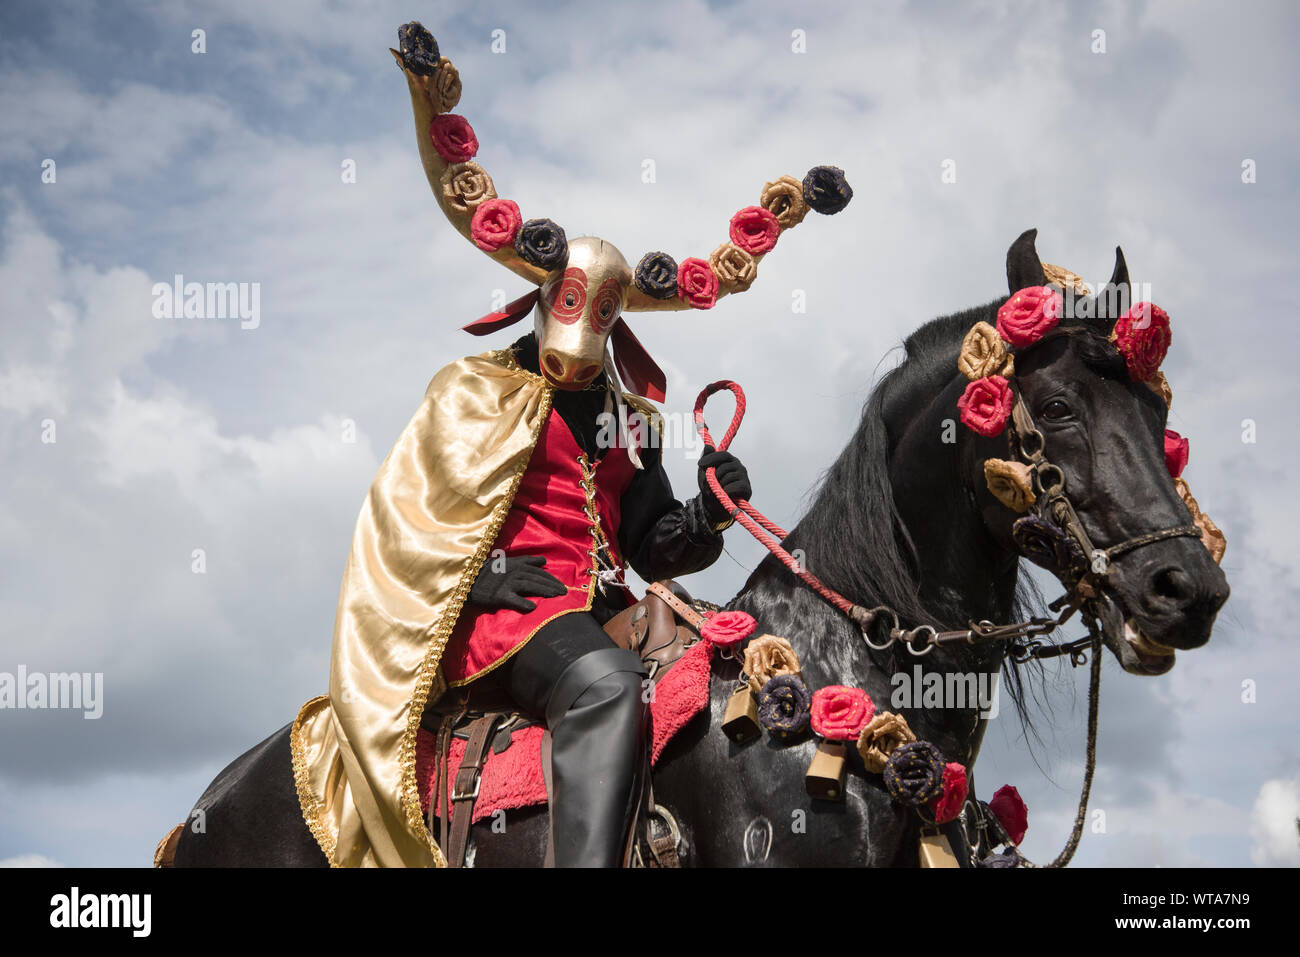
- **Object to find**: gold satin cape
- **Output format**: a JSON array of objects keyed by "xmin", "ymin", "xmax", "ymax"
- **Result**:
[{"xmin": 291, "ymin": 348, "xmax": 557, "ymax": 867}]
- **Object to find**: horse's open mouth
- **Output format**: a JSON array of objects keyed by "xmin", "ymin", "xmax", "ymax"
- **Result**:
[
  {"xmin": 1091, "ymin": 591, "xmax": 1176, "ymax": 676},
  {"xmin": 1120, "ymin": 619, "xmax": 1176, "ymax": 676}
]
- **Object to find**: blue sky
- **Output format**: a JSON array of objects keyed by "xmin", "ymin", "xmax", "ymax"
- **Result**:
[{"xmin": 1, "ymin": 0, "xmax": 1297, "ymax": 867}]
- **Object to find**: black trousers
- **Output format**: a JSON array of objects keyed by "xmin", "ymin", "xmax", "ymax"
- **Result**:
[{"xmin": 489, "ymin": 594, "xmax": 628, "ymax": 718}]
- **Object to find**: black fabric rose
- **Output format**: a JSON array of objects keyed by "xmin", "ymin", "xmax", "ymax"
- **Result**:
[
  {"xmin": 757, "ymin": 674, "xmax": 812, "ymax": 737},
  {"xmin": 514, "ymin": 218, "xmax": 568, "ymax": 271},
  {"xmin": 882, "ymin": 740, "xmax": 946, "ymax": 807},
  {"xmin": 397, "ymin": 22, "xmax": 440, "ymax": 76},
  {"xmin": 802, "ymin": 165, "xmax": 853, "ymax": 215},
  {"xmin": 1012, "ymin": 514, "xmax": 1086, "ymax": 572},
  {"xmin": 977, "ymin": 849, "xmax": 1020, "ymax": 869},
  {"xmin": 634, "ymin": 251, "xmax": 679, "ymax": 300}
]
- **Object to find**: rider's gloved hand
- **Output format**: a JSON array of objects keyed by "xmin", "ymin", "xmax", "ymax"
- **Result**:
[
  {"xmin": 468, "ymin": 555, "xmax": 567, "ymax": 613},
  {"xmin": 697, "ymin": 445, "xmax": 752, "ymax": 529}
]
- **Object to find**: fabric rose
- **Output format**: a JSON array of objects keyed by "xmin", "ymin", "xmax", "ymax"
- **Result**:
[
  {"xmin": 743, "ymin": 634, "xmax": 801, "ymax": 694},
  {"xmin": 1112, "ymin": 302, "xmax": 1171, "ymax": 382},
  {"xmin": 676, "ymin": 257, "xmax": 719, "ymax": 310},
  {"xmin": 700, "ymin": 609, "xmax": 757, "ymax": 650},
  {"xmin": 1041, "ymin": 261, "xmax": 1091, "ymax": 296},
  {"xmin": 429, "ymin": 57, "xmax": 462, "ymax": 114},
  {"xmin": 958, "ymin": 375, "xmax": 1014, "ymax": 437},
  {"xmin": 1164, "ymin": 429, "xmax": 1189, "ymax": 478},
  {"xmin": 709, "ymin": 242, "xmax": 758, "ymax": 292},
  {"xmin": 760, "ymin": 175, "xmax": 810, "ymax": 229},
  {"xmin": 634, "ymin": 251, "xmax": 678, "ymax": 299},
  {"xmin": 929, "ymin": 762, "xmax": 969, "ymax": 825},
  {"xmin": 757, "ymin": 674, "xmax": 812, "ymax": 736},
  {"xmin": 996, "ymin": 285, "xmax": 1063, "ymax": 347},
  {"xmin": 958, "ymin": 321, "xmax": 1012, "ymax": 381},
  {"xmin": 856, "ymin": 710, "xmax": 917, "ymax": 774},
  {"xmin": 1146, "ymin": 370, "xmax": 1173, "ymax": 407},
  {"xmin": 470, "ymin": 198, "xmax": 522, "ymax": 252},
  {"xmin": 988, "ymin": 784, "xmax": 1028, "ymax": 845},
  {"xmin": 728, "ymin": 206, "xmax": 780, "ymax": 256},
  {"xmin": 1013, "ymin": 513, "xmax": 1086, "ymax": 572},
  {"xmin": 1174, "ymin": 478, "xmax": 1227, "ymax": 564},
  {"xmin": 429, "ymin": 114, "xmax": 478, "ymax": 163},
  {"xmin": 983, "ymin": 458, "xmax": 1035, "ymax": 513},
  {"xmin": 397, "ymin": 21, "xmax": 439, "ymax": 76},
  {"xmin": 801, "ymin": 165, "xmax": 853, "ymax": 215},
  {"xmin": 439, "ymin": 161, "xmax": 496, "ymax": 215},
  {"xmin": 514, "ymin": 218, "xmax": 568, "ymax": 271},
  {"xmin": 882, "ymin": 740, "xmax": 946, "ymax": 807},
  {"xmin": 810, "ymin": 686, "xmax": 875, "ymax": 742}
]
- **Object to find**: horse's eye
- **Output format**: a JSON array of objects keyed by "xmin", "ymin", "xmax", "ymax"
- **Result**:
[
  {"xmin": 1041, "ymin": 398, "xmax": 1071, "ymax": 420},
  {"xmin": 600, "ymin": 303, "xmax": 612, "ymax": 319},
  {"xmin": 564, "ymin": 293, "xmax": 575, "ymax": 307}
]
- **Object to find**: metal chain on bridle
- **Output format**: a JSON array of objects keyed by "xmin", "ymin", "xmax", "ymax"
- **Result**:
[{"xmin": 694, "ymin": 347, "xmax": 1201, "ymax": 867}]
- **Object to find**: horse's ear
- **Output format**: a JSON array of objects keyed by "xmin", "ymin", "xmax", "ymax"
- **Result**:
[
  {"xmin": 1006, "ymin": 228, "xmax": 1048, "ymax": 293},
  {"xmin": 1095, "ymin": 245, "xmax": 1130, "ymax": 324}
]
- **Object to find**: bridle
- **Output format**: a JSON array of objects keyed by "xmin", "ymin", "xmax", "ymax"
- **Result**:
[{"xmin": 693, "ymin": 330, "xmax": 1201, "ymax": 867}]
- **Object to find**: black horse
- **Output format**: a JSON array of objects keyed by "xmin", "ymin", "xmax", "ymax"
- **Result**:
[{"xmin": 171, "ymin": 230, "xmax": 1228, "ymax": 867}]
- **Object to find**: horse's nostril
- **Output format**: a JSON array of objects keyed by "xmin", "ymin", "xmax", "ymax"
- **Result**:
[
  {"xmin": 578, "ymin": 363, "xmax": 601, "ymax": 381},
  {"xmin": 1150, "ymin": 566, "xmax": 1193, "ymax": 604}
]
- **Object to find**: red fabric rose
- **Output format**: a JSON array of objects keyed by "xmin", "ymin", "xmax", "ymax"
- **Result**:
[
  {"xmin": 996, "ymin": 286, "xmax": 1063, "ymax": 347},
  {"xmin": 958, "ymin": 375, "xmax": 1014, "ymax": 437},
  {"xmin": 929, "ymin": 762, "xmax": 968, "ymax": 824},
  {"xmin": 676, "ymin": 257, "xmax": 719, "ymax": 310},
  {"xmin": 810, "ymin": 685, "xmax": 875, "ymax": 741},
  {"xmin": 989, "ymin": 784, "xmax": 1028, "ymax": 844},
  {"xmin": 429, "ymin": 113, "xmax": 479, "ymax": 163},
  {"xmin": 470, "ymin": 198, "xmax": 522, "ymax": 252},
  {"xmin": 728, "ymin": 206, "xmax": 781, "ymax": 256},
  {"xmin": 1113, "ymin": 302, "xmax": 1171, "ymax": 382},
  {"xmin": 1164, "ymin": 429, "xmax": 1189, "ymax": 478},
  {"xmin": 700, "ymin": 610, "xmax": 757, "ymax": 649}
]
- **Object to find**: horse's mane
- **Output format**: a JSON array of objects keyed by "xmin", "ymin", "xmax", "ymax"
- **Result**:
[
  {"xmin": 794, "ymin": 298, "xmax": 1051, "ymax": 736},
  {"xmin": 796, "ymin": 301, "xmax": 1005, "ymax": 629}
]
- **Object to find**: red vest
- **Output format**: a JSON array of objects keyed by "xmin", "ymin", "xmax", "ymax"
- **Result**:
[{"xmin": 440, "ymin": 407, "xmax": 640, "ymax": 685}]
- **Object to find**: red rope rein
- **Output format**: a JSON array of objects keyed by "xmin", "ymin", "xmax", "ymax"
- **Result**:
[{"xmin": 693, "ymin": 380, "xmax": 858, "ymax": 618}]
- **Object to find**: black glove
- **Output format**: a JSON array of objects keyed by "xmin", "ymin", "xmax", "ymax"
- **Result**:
[
  {"xmin": 468, "ymin": 555, "xmax": 567, "ymax": 613},
  {"xmin": 697, "ymin": 445, "xmax": 752, "ymax": 528}
]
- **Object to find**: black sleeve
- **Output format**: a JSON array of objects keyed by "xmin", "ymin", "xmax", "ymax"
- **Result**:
[{"xmin": 616, "ymin": 443, "xmax": 726, "ymax": 583}]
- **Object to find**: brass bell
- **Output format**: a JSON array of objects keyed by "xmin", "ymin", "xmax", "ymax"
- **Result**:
[
  {"xmin": 805, "ymin": 740, "xmax": 848, "ymax": 800},
  {"xmin": 918, "ymin": 825, "xmax": 960, "ymax": 868},
  {"xmin": 721, "ymin": 686, "xmax": 761, "ymax": 743}
]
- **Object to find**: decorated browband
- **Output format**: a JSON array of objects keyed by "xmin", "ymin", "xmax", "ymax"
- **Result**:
[
  {"xmin": 953, "ymin": 268, "xmax": 1224, "ymax": 563},
  {"xmin": 390, "ymin": 21, "xmax": 852, "ymax": 400}
]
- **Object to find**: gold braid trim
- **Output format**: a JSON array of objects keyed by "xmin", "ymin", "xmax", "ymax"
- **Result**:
[
  {"xmin": 290, "ymin": 695, "xmax": 339, "ymax": 866},
  {"xmin": 396, "ymin": 378, "xmax": 556, "ymax": 866}
]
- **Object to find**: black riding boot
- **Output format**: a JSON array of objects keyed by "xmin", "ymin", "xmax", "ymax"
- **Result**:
[{"xmin": 544, "ymin": 646, "xmax": 649, "ymax": 867}]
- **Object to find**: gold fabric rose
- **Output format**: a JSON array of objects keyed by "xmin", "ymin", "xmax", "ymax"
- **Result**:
[
  {"xmin": 984, "ymin": 458, "xmax": 1035, "ymax": 513},
  {"xmin": 856, "ymin": 710, "xmax": 917, "ymax": 774},
  {"xmin": 743, "ymin": 634, "xmax": 801, "ymax": 694},
  {"xmin": 440, "ymin": 161, "xmax": 496, "ymax": 215},
  {"xmin": 1174, "ymin": 477, "xmax": 1226, "ymax": 564},
  {"xmin": 1145, "ymin": 371, "xmax": 1173, "ymax": 407},
  {"xmin": 1041, "ymin": 261, "xmax": 1092, "ymax": 296},
  {"xmin": 958, "ymin": 322, "xmax": 1013, "ymax": 381},
  {"xmin": 759, "ymin": 175, "xmax": 809, "ymax": 229},
  {"xmin": 428, "ymin": 57, "xmax": 462, "ymax": 114},
  {"xmin": 709, "ymin": 242, "xmax": 759, "ymax": 292}
]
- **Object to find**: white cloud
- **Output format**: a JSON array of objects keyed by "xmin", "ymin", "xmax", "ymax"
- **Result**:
[
  {"xmin": 1251, "ymin": 777, "xmax": 1300, "ymax": 867},
  {"xmin": 0, "ymin": 854, "xmax": 62, "ymax": 867}
]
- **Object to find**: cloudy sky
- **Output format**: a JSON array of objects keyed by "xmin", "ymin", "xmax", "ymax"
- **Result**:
[{"xmin": 1, "ymin": 0, "xmax": 1297, "ymax": 868}]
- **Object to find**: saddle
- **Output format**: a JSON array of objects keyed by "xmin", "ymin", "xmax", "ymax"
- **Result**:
[{"xmin": 421, "ymin": 580, "xmax": 711, "ymax": 868}]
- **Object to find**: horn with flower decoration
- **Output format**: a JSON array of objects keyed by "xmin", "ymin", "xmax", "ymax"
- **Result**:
[{"xmin": 391, "ymin": 22, "xmax": 852, "ymax": 400}]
